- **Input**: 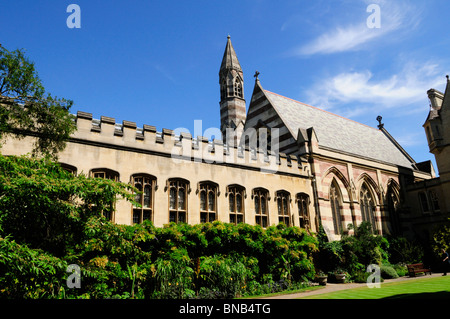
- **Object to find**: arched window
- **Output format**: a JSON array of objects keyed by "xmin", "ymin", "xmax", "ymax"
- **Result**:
[
  {"xmin": 360, "ymin": 183, "xmax": 377, "ymax": 233},
  {"xmin": 297, "ymin": 193, "xmax": 310, "ymax": 229},
  {"xmin": 253, "ymin": 188, "xmax": 269, "ymax": 227},
  {"xmin": 90, "ymin": 168, "xmax": 120, "ymax": 221},
  {"xmin": 220, "ymin": 79, "xmax": 227, "ymax": 100},
  {"xmin": 168, "ymin": 178, "xmax": 189, "ymax": 223},
  {"xmin": 234, "ymin": 77, "xmax": 243, "ymax": 98},
  {"xmin": 276, "ymin": 190, "xmax": 291, "ymax": 226},
  {"xmin": 330, "ymin": 181, "xmax": 343, "ymax": 235},
  {"xmin": 227, "ymin": 184, "xmax": 245, "ymax": 225},
  {"xmin": 199, "ymin": 182, "xmax": 218, "ymax": 223},
  {"xmin": 131, "ymin": 174, "xmax": 156, "ymax": 224},
  {"xmin": 386, "ymin": 183, "xmax": 401, "ymax": 235}
]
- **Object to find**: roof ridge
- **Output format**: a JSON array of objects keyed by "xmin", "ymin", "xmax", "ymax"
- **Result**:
[{"xmin": 263, "ymin": 89, "xmax": 379, "ymax": 131}]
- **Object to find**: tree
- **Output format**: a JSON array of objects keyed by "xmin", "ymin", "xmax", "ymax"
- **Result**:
[{"xmin": 0, "ymin": 45, "xmax": 76, "ymax": 159}]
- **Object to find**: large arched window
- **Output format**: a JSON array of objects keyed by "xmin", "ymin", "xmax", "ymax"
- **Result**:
[
  {"xmin": 276, "ymin": 190, "xmax": 291, "ymax": 226},
  {"xmin": 227, "ymin": 184, "xmax": 245, "ymax": 225},
  {"xmin": 360, "ymin": 183, "xmax": 377, "ymax": 233},
  {"xmin": 253, "ymin": 188, "xmax": 269, "ymax": 227},
  {"xmin": 330, "ymin": 181, "xmax": 343, "ymax": 235},
  {"xmin": 131, "ymin": 174, "xmax": 156, "ymax": 224},
  {"xmin": 199, "ymin": 181, "xmax": 218, "ymax": 223},
  {"xmin": 168, "ymin": 178, "xmax": 189, "ymax": 223}
]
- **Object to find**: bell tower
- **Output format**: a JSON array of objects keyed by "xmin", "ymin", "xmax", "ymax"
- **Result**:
[{"xmin": 219, "ymin": 36, "xmax": 246, "ymax": 147}]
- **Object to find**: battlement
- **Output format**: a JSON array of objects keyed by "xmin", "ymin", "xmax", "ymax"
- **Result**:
[{"xmin": 73, "ymin": 111, "xmax": 309, "ymax": 176}]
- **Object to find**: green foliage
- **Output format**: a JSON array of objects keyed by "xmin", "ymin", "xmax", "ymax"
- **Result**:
[
  {"xmin": 380, "ymin": 265, "xmax": 399, "ymax": 279},
  {"xmin": 0, "ymin": 45, "xmax": 76, "ymax": 158},
  {"xmin": 0, "ymin": 154, "xmax": 318, "ymax": 299},
  {"xmin": 0, "ymin": 154, "xmax": 136, "ymax": 256},
  {"xmin": 386, "ymin": 236, "xmax": 425, "ymax": 264},
  {"xmin": 431, "ymin": 220, "xmax": 450, "ymax": 255}
]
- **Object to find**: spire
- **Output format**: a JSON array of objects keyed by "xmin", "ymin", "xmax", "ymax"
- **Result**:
[{"xmin": 219, "ymin": 36, "xmax": 242, "ymax": 74}]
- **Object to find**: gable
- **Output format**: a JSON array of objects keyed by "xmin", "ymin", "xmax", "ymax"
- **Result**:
[
  {"xmin": 262, "ymin": 89, "xmax": 414, "ymax": 168},
  {"xmin": 244, "ymin": 82, "xmax": 297, "ymax": 154}
]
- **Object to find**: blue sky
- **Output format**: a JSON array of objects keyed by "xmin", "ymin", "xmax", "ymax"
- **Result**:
[{"xmin": 1, "ymin": 0, "xmax": 449, "ymax": 170}]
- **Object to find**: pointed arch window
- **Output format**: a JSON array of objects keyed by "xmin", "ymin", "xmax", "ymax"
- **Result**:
[
  {"xmin": 330, "ymin": 181, "xmax": 343, "ymax": 235},
  {"xmin": 386, "ymin": 183, "xmax": 401, "ymax": 235},
  {"xmin": 220, "ymin": 78, "xmax": 227, "ymax": 100},
  {"xmin": 297, "ymin": 193, "xmax": 310, "ymax": 229},
  {"xmin": 234, "ymin": 77, "xmax": 243, "ymax": 98},
  {"xmin": 199, "ymin": 182, "xmax": 218, "ymax": 223},
  {"xmin": 131, "ymin": 174, "xmax": 156, "ymax": 224},
  {"xmin": 276, "ymin": 190, "xmax": 291, "ymax": 226},
  {"xmin": 227, "ymin": 184, "xmax": 245, "ymax": 225},
  {"xmin": 360, "ymin": 183, "xmax": 377, "ymax": 233},
  {"xmin": 168, "ymin": 178, "xmax": 189, "ymax": 223},
  {"xmin": 253, "ymin": 188, "xmax": 269, "ymax": 227}
]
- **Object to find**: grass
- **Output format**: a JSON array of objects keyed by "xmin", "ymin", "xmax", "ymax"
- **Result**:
[{"xmin": 299, "ymin": 275, "xmax": 450, "ymax": 299}]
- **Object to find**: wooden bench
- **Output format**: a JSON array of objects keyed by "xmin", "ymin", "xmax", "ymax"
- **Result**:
[{"xmin": 407, "ymin": 263, "xmax": 432, "ymax": 277}]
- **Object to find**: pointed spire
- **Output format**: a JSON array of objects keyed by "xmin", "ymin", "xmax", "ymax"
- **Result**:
[{"xmin": 219, "ymin": 36, "xmax": 242, "ymax": 74}]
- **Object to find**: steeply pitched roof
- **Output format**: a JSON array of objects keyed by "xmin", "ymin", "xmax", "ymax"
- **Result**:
[
  {"xmin": 219, "ymin": 36, "xmax": 242, "ymax": 74},
  {"xmin": 261, "ymin": 88, "xmax": 415, "ymax": 168}
]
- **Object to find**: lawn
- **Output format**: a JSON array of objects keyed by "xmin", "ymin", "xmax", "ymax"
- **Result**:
[{"xmin": 299, "ymin": 275, "xmax": 450, "ymax": 299}]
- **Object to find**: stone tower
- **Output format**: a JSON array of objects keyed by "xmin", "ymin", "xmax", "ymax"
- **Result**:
[{"xmin": 219, "ymin": 36, "xmax": 246, "ymax": 147}]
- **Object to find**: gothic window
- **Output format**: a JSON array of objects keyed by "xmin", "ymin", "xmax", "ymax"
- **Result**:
[
  {"xmin": 131, "ymin": 174, "xmax": 156, "ymax": 224},
  {"xmin": 199, "ymin": 182, "xmax": 218, "ymax": 223},
  {"xmin": 90, "ymin": 168, "xmax": 120, "ymax": 221},
  {"xmin": 386, "ymin": 184, "xmax": 401, "ymax": 235},
  {"xmin": 360, "ymin": 183, "xmax": 377, "ymax": 233},
  {"xmin": 429, "ymin": 190, "xmax": 440, "ymax": 213},
  {"xmin": 418, "ymin": 192, "xmax": 430, "ymax": 214},
  {"xmin": 234, "ymin": 77, "xmax": 243, "ymax": 98},
  {"xmin": 297, "ymin": 193, "xmax": 310, "ymax": 229},
  {"xmin": 168, "ymin": 178, "xmax": 189, "ymax": 223},
  {"xmin": 227, "ymin": 184, "xmax": 245, "ymax": 225},
  {"xmin": 220, "ymin": 79, "xmax": 227, "ymax": 100},
  {"xmin": 330, "ymin": 181, "xmax": 343, "ymax": 235},
  {"xmin": 276, "ymin": 190, "xmax": 291, "ymax": 226},
  {"xmin": 253, "ymin": 188, "xmax": 269, "ymax": 227}
]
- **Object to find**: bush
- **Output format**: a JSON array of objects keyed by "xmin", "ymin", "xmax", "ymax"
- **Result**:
[
  {"xmin": 380, "ymin": 265, "xmax": 399, "ymax": 279},
  {"xmin": 0, "ymin": 155, "xmax": 318, "ymax": 299}
]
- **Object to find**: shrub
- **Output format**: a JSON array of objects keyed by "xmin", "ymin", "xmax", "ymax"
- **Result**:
[{"xmin": 380, "ymin": 265, "xmax": 399, "ymax": 279}]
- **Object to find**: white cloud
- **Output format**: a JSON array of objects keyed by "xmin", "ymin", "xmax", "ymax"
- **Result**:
[
  {"xmin": 294, "ymin": 1, "xmax": 420, "ymax": 55},
  {"xmin": 305, "ymin": 61, "xmax": 447, "ymax": 112}
]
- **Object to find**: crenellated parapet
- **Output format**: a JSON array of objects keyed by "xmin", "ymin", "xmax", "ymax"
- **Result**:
[{"xmin": 72, "ymin": 111, "xmax": 309, "ymax": 176}]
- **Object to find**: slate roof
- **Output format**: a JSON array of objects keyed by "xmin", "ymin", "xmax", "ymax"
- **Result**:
[{"xmin": 263, "ymin": 89, "xmax": 415, "ymax": 168}]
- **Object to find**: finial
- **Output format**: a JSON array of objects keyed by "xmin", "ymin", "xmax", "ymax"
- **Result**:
[
  {"xmin": 446, "ymin": 75, "xmax": 449, "ymax": 81},
  {"xmin": 254, "ymin": 70, "xmax": 260, "ymax": 81},
  {"xmin": 376, "ymin": 115, "xmax": 384, "ymax": 129},
  {"xmin": 227, "ymin": 35, "xmax": 230, "ymax": 39}
]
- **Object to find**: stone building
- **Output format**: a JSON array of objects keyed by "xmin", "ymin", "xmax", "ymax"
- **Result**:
[
  {"xmin": 403, "ymin": 77, "xmax": 450, "ymax": 239},
  {"xmin": 0, "ymin": 37, "xmax": 441, "ymax": 241}
]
